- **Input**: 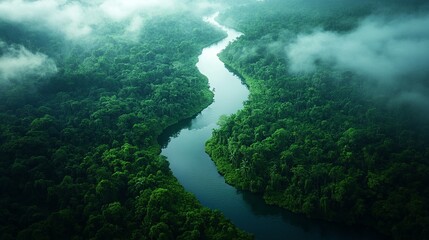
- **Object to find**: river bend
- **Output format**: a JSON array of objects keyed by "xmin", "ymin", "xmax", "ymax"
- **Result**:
[{"xmin": 161, "ymin": 13, "xmax": 383, "ymax": 240}]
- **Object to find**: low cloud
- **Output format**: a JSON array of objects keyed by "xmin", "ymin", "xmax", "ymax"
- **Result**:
[
  {"xmin": 0, "ymin": 41, "xmax": 57, "ymax": 83},
  {"xmin": 0, "ymin": 0, "xmax": 224, "ymax": 39},
  {"xmin": 286, "ymin": 13, "xmax": 429, "ymax": 107},
  {"xmin": 0, "ymin": 0, "xmax": 95, "ymax": 39},
  {"xmin": 99, "ymin": 0, "xmax": 181, "ymax": 21}
]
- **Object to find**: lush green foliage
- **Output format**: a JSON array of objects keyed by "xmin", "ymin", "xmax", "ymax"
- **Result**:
[
  {"xmin": 207, "ymin": 1, "xmax": 429, "ymax": 239},
  {"xmin": 0, "ymin": 15, "xmax": 251, "ymax": 239}
]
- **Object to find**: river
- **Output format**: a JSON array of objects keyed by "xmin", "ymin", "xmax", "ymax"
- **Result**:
[{"xmin": 160, "ymin": 13, "xmax": 385, "ymax": 240}]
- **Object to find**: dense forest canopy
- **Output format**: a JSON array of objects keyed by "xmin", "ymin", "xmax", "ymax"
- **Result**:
[
  {"xmin": 2, "ymin": 0, "xmax": 429, "ymax": 239},
  {"xmin": 207, "ymin": 0, "xmax": 429, "ymax": 239},
  {"xmin": 0, "ymin": 0, "xmax": 252, "ymax": 239}
]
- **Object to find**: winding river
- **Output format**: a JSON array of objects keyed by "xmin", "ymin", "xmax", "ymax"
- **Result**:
[{"xmin": 160, "ymin": 13, "xmax": 384, "ymax": 240}]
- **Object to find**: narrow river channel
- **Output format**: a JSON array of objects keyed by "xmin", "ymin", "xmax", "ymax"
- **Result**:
[{"xmin": 160, "ymin": 13, "xmax": 384, "ymax": 240}]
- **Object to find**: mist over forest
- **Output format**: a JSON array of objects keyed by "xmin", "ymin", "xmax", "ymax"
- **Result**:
[
  {"xmin": 1, "ymin": 0, "xmax": 428, "ymax": 239},
  {"xmin": 285, "ymin": 2, "xmax": 429, "ymax": 117},
  {"xmin": 0, "ymin": 40, "xmax": 57, "ymax": 83},
  {"xmin": 0, "ymin": 0, "xmax": 224, "ymax": 38}
]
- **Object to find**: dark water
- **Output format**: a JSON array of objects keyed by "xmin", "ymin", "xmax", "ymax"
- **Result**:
[{"xmin": 160, "ymin": 13, "xmax": 386, "ymax": 240}]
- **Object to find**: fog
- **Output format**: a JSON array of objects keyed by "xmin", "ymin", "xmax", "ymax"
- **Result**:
[
  {"xmin": 287, "ymin": 14, "xmax": 429, "ymax": 82},
  {"xmin": 0, "ymin": 41, "xmax": 57, "ymax": 83},
  {"xmin": 0, "ymin": 0, "xmax": 229, "ymax": 85},
  {"xmin": 286, "ymin": 13, "xmax": 429, "ymax": 109},
  {"xmin": 0, "ymin": 0, "xmax": 96, "ymax": 39},
  {"xmin": 0, "ymin": 0, "xmax": 224, "ymax": 39},
  {"xmin": 4, "ymin": 0, "xmax": 427, "ymax": 110}
]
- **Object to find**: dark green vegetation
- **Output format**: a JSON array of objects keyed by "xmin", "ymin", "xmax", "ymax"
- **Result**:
[
  {"xmin": 207, "ymin": 1, "xmax": 429, "ymax": 239},
  {"xmin": 0, "ymin": 15, "xmax": 251, "ymax": 239}
]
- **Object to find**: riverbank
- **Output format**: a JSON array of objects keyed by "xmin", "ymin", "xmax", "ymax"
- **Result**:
[
  {"xmin": 163, "ymin": 14, "xmax": 387, "ymax": 240},
  {"xmin": 205, "ymin": 58, "xmax": 388, "ymax": 239}
]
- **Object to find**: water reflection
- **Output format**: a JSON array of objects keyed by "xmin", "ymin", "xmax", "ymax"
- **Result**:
[
  {"xmin": 238, "ymin": 190, "xmax": 387, "ymax": 240},
  {"xmin": 158, "ymin": 116, "xmax": 194, "ymax": 148}
]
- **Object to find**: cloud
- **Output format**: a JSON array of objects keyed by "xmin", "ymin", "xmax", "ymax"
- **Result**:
[
  {"xmin": 287, "ymin": 14, "xmax": 429, "ymax": 80},
  {"xmin": 0, "ymin": 0, "xmax": 95, "ymax": 39},
  {"xmin": 0, "ymin": 41, "xmax": 57, "ymax": 83},
  {"xmin": 286, "ymin": 13, "xmax": 429, "ymax": 107},
  {"xmin": 0, "ymin": 0, "xmax": 224, "ymax": 39},
  {"xmin": 99, "ymin": 0, "xmax": 182, "ymax": 21}
]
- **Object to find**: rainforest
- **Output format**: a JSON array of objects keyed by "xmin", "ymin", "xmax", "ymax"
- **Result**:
[{"xmin": 1, "ymin": 0, "xmax": 428, "ymax": 240}]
